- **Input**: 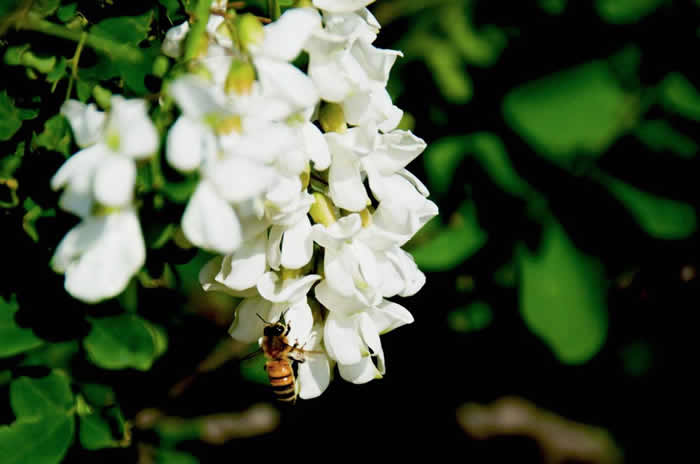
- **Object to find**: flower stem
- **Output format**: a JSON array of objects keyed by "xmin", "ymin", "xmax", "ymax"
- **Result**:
[
  {"xmin": 65, "ymin": 31, "xmax": 87, "ymax": 101},
  {"xmin": 19, "ymin": 13, "xmax": 143, "ymax": 63},
  {"xmin": 184, "ymin": 0, "xmax": 214, "ymax": 63},
  {"xmin": 267, "ymin": 0, "xmax": 281, "ymax": 21}
]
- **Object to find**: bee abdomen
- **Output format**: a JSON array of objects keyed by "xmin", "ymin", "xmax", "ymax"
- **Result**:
[{"xmin": 266, "ymin": 360, "xmax": 296, "ymax": 403}]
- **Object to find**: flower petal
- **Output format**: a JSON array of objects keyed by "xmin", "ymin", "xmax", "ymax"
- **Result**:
[
  {"xmin": 229, "ymin": 297, "xmax": 273, "ymax": 343},
  {"xmin": 60, "ymin": 100, "xmax": 105, "ymax": 148},
  {"xmin": 256, "ymin": 7, "xmax": 321, "ymax": 61},
  {"xmin": 254, "ymin": 57, "xmax": 319, "ymax": 115},
  {"xmin": 314, "ymin": 280, "xmax": 366, "ymax": 314},
  {"xmin": 206, "ymin": 156, "xmax": 278, "ymax": 203},
  {"xmin": 323, "ymin": 313, "xmax": 362, "ymax": 365},
  {"xmin": 93, "ymin": 155, "xmax": 136, "ymax": 208},
  {"xmin": 302, "ymin": 122, "xmax": 330, "ymax": 170},
  {"xmin": 312, "ymin": 0, "xmax": 376, "ymax": 13},
  {"xmin": 215, "ymin": 232, "xmax": 267, "ymax": 291},
  {"xmin": 338, "ymin": 356, "xmax": 380, "ymax": 384},
  {"xmin": 284, "ymin": 299, "xmax": 314, "ymax": 345},
  {"xmin": 182, "ymin": 181, "xmax": 242, "ymax": 254},
  {"xmin": 108, "ymin": 96, "xmax": 158, "ymax": 158},
  {"xmin": 358, "ymin": 312, "xmax": 384, "ymax": 374},
  {"xmin": 281, "ymin": 215, "xmax": 313, "ymax": 270},
  {"xmin": 51, "ymin": 144, "xmax": 108, "ymax": 192},
  {"xmin": 369, "ymin": 299, "xmax": 414, "ymax": 334},
  {"xmin": 257, "ymin": 272, "xmax": 320, "ymax": 303},
  {"xmin": 166, "ymin": 116, "xmax": 214, "ymax": 172},
  {"xmin": 328, "ymin": 152, "xmax": 368, "ymax": 212},
  {"xmin": 62, "ymin": 210, "xmax": 145, "ymax": 303}
]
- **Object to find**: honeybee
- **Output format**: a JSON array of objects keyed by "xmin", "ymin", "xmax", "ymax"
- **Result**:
[{"xmin": 257, "ymin": 312, "xmax": 307, "ymax": 404}]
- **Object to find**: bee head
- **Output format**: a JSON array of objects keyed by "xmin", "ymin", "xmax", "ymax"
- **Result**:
[{"xmin": 263, "ymin": 322, "xmax": 286, "ymax": 337}]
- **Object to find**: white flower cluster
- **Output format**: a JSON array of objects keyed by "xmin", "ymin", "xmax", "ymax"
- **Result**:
[{"xmin": 50, "ymin": 0, "xmax": 437, "ymax": 398}]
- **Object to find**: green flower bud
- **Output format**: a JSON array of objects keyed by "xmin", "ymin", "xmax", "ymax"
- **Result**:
[
  {"xmin": 152, "ymin": 55, "xmax": 170, "ymax": 78},
  {"xmin": 319, "ymin": 102, "xmax": 347, "ymax": 133},
  {"xmin": 92, "ymin": 85, "xmax": 112, "ymax": 110},
  {"xmin": 21, "ymin": 51, "xmax": 56, "ymax": 74},
  {"xmin": 3, "ymin": 45, "xmax": 28, "ymax": 66},
  {"xmin": 294, "ymin": 0, "xmax": 314, "ymax": 7},
  {"xmin": 225, "ymin": 59, "xmax": 256, "ymax": 95},
  {"xmin": 236, "ymin": 13, "xmax": 264, "ymax": 52},
  {"xmin": 309, "ymin": 192, "xmax": 338, "ymax": 226}
]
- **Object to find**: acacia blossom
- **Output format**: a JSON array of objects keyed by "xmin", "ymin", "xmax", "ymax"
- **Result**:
[{"xmin": 49, "ymin": 0, "xmax": 437, "ymax": 401}]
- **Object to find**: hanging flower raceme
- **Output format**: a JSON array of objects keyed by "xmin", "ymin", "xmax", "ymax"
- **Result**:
[
  {"xmin": 50, "ymin": 97, "xmax": 157, "ymax": 303},
  {"xmin": 48, "ymin": 0, "xmax": 437, "ymax": 401}
]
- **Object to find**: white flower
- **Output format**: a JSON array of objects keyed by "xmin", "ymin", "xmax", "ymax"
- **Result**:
[
  {"xmin": 313, "ymin": 0, "xmax": 376, "ymax": 13},
  {"xmin": 325, "ymin": 126, "xmax": 427, "ymax": 212},
  {"xmin": 228, "ymin": 272, "xmax": 320, "ymax": 346},
  {"xmin": 52, "ymin": 97, "xmax": 158, "ymax": 217},
  {"xmin": 51, "ymin": 209, "xmax": 145, "ymax": 303},
  {"xmin": 248, "ymin": 8, "xmax": 322, "ymax": 118},
  {"xmin": 320, "ymin": 299, "xmax": 413, "ymax": 384}
]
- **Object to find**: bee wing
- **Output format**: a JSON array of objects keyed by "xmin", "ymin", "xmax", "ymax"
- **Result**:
[{"xmin": 240, "ymin": 347, "xmax": 264, "ymax": 361}]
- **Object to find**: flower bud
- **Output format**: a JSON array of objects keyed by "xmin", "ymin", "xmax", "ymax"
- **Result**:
[
  {"xmin": 225, "ymin": 59, "xmax": 256, "ymax": 95},
  {"xmin": 92, "ymin": 85, "xmax": 112, "ymax": 110},
  {"xmin": 319, "ymin": 102, "xmax": 347, "ymax": 133},
  {"xmin": 152, "ymin": 55, "xmax": 170, "ymax": 78},
  {"xmin": 235, "ymin": 13, "xmax": 264, "ymax": 52},
  {"xmin": 294, "ymin": 0, "xmax": 314, "ymax": 7},
  {"xmin": 309, "ymin": 192, "xmax": 337, "ymax": 226}
]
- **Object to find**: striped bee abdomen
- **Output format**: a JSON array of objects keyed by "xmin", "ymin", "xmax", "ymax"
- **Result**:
[{"xmin": 266, "ymin": 360, "xmax": 297, "ymax": 403}]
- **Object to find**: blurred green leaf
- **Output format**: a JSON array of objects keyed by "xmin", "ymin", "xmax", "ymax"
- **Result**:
[
  {"xmin": 405, "ymin": 33, "xmax": 472, "ymax": 103},
  {"xmin": 154, "ymin": 449, "xmax": 199, "ymax": 464},
  {"xmin": 424, "ymin": 132, "xmax": 530, "ymax": 198},
  {"xmin": 0, "ymin": 0, "xmax": 22, "ymax": 17},
  {"xmin": 240, "ymin": 351, "xmax": 268, "ymax": 385},
  {"xmin": 634, "ymin": 120, "xmax": 697, "ymax": 158},
  {"xmin": 0, "ymin": 90, "xmax": 38, "ymax": 141},
  {"xmin": 438, "ymin": 4, "xmax": 506, "ymax": 67},
  {"xmin": 32, "ymin": 114, "xmax": 72, "ymax": 157},
  {"xmin": 79, "ymin": 413, "xmax": 117, "ymax": 450},
  {"xmin": 620, "ymin": 341, "xmax": 653, "ymax": 376},
  {"xmin": 21, "ymin": 341, "xmax": 79, "ymax": 368},
  {"xmin": 503, "ymin": 61, "xmax": 629, "ymax": 163},
  {"xmin": 32, "ymin": 0, "xmax": 61, "ymax": 17},
  {"xmin": 597, "ymin": 0, "xmax": 664, "ymax": 24},
  {"xmin": 10, "ymin": 371, "xmax": 73, "ymax": 417},
  {"xmin": 660, "ymin": 72, "xmax": 700, "ymax": 122},
  {"xmin": 0, "ymin": 371, "xmax": 75, "ymax": 464},
  {"xmin": 409, "ymin": 201, "xmax": 487, "ymax": 271},
  {"xmin": 91, "ymin": 12, "xmax": 154, "ymax": 45},
  {"xmin": 538, "ymin": 0, "xmax": 567, "ymax": 15},
  {"xmin": 519, "ymin": 220, "xmax": 608, "ymax": 364},
  {"xmin": 0, "ymin": 294, "xmax": 43, "ymax": 357},
  {"xmin": 600, "ymin": 175, "xmax": 697, "ymax": 239},
  {"xmin": 159, "ymin": 0, "xmax": 182, "ymax": 19},
  {"xmin": 56, "ymin": 3, "xmax": 77, "ymax": 22},
  {"xmin": 448, "ymin": 301, "xmax": 493, "ymax": 332},
  {"xmin": 84, "ymin": 314, "xmax": 167, "ymax": 370}
]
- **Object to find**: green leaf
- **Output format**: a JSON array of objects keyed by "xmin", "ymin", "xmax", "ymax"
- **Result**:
[
  {"xmin": 519, "ymin": 220, "xmax": 608, "ymax": 364},
  {"xmin": 0, "ymin": 371, "xmax": 76, "ymax": 464},
  {"xmin": 159, "ymin": 0, "xmax": 182, "ymax": 19},
  {"xmin": 32, "ymin": 114, "xmax": 72, "ymax": 156},
  {"xmin": 91, "ymin": 11, "xmax": 154, "ymax": 45},
  {"xmin": 240, "ymin": 351, "xmax": 269, "ymax": 385},
  {"xmin": 0, "ymin": 294, "xmax": 43, "ymax": 357},
  {"xmin": 79, "ymin": 414, "xmax": 116, "ymax": 450},
  {"xmin": 597, "ymin": 0, "xmax": 664, "ymax": 24},
  {"xmin": 600, "ymin": 175, "xmax": 697, "ymax": 239},
  {"xmin": 56, "ymin": 3, "xmax": 78, "ymax": 22},
  {"xmin": 538, "ymin": 0, "xmax": 567, "ymax": 15},
  {"xmin": 409, "ymin": 201, "xmax": 487, "ymax": 271},
  {"xmin": 405, "ymin": 33, "xmax": 472, "ymax": 103},
  {"xmin": 448, "ymin": 301, "xmax": 493, "ymax": 333},
  {"xmin": 162, "ymin": 175, "xmax": 199, "ymax": 203},
  {"xmin": 0, "ymin": 141, "xmax": 24, "ymax": 178},
  {"xmin": 438, "ymin": 4, "xmax": 506, "ymax": 67},
  {"xmin": 660, "ymin": 72, "xmax": 700, "ymax": 122},
  {"xmin": 21, "ymin": 341, "xmax": 79, "ymax": 368},
  {"xmin": 634, "ymin": 120, "xmax": 698, "ymax": 158},
  {"xmin": 0, "ymin": 415, "xmax": 75, "ymax": 464},
  {"xmin": 32, "ymin": 0, "xmax": 61, "ymax": 17},
  {"xmin": 424, "ymin": 132, "xmax": 529, "ymax": 197},
  {"xmin": 10, "ymin": 371, "xmax": 74, "ymax": 417},
  {"xmin": 84, "ymin": 314, "xmax": 167, "ymax": 370},
  {"xmin": 503, "ymin": 61, "xmax": 628, "ymax": 163},
  {"xmin": 154, "ymin": 449, "xmax": 199, "ymax": 464},
  {"xmin": 0, "ymin": 91, "xmax": 30, "ymax": 141},
  {"xmin": 0, "ymin": 0, "xmax": 22, "ymax": 17}
]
